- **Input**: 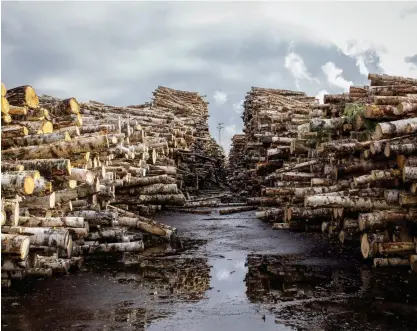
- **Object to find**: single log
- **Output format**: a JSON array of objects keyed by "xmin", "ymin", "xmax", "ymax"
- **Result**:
[
  {"xmin": 373, "ymin": 258, "xmax": 410, "ymax": 267},
  {"xmin": 1, "ymin": 131, "xmax": 71, "ymax": 149},
  {"xmin": 68, "ymin": 210, "xmax": 117, "ymax": 226},
  {"xmin": 384, "ymin": 189, "xmax": 400, "ymax": 203},
  {"xmin": 116, "ymin": 216, "xmax": 175, "ymax": 239},
  {"xmin": 374, "ymin": 118, "xmax": 417, "ymax": 139},
  {"xmin": 399, "ymin": 193, "xmax": 417, "ymax": 206},
  {"xmin": 77, "ymin": 241, "xmax": 144, "ymax": 254},
  {"xmin": 19, "ymin": 192, "xmax": 56, "ymax": 209},
  {"xmin": 66, "ymin": 168, "xmax": 94, "ymax": 185},
  {"xmin": 305, "ymin": 195, "xmax": 395, "ymax": 210},
  {"xmin": 361, "ymin": 233, "xmax": 386, "ymax": 259},
  {"xmin": 403, "ymin": 166, "xmax": 417, "ymax": 182},
  {"xmin": 1, "ymin": 234, "xmax": 30, "ymax": 260},
  {"xmin": 5, "ymin": 85, "xmax": 39, "ymax": 108},
  {"xmin": 309, "ymin": 117, "xmax": 347, "ymax": 131},
  {"xmin": 218, "ymin": 206, "xmax": 256, "ymax": 215},
  {"xmin": 18, "ymin": 216, "xmax": 85, "ymax": 228},
  {"xmin": 39, "ymin": 95, "xmax": 80, "ymax": 116},
  {"xmin": 1, "ymin": 172, "xmax": 35, "ymax": 195},
  {"xmin": 114, "ymin": 174, "xmax": 176, "ymax": 188},
  {"xmin": 12, "ymin": 227, "xmax": 69, "ymax": 250},
  {"xmin": 13, "ymin": 120, "xmax": 53, "ymax": 135},
  {"xmin": 2, "ymin": 135, "xmax": 109, "ymax": 160},
  {"xmin": 8, "ymin": 105, "xmax": 28, "ymax": 116},
  {"xmin": 1, "ymin": 125, "xmax": 29, "ymax": 138},
  {"xmin": 395, "ymin": 102, "xmax": 417, "ymax": 115},
  {"xmin": 385, "ymin": 143, "xmax": 417, "ymax": 157},
  {"xmin": 1, "ymin": 82, "xmax": 6, "ymax": 97},
  {"xmin": 378, "ymin": 242, "xmax": 416, "ymax": 255},
  {"xmin": 116, "ymin": 194, "xmax": 186, "ymax": 206},
  {"xmin": 287, "ymin": 207, "xmax": 332, "ymax": 221},
  {"xmin": 118, "ymin": 183, "xmax": 178, "ymax": 195}
]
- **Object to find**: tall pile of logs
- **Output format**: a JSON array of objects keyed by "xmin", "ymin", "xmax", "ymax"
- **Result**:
[
  {"xmin": 1, "ymin": 82, "xmax": 225, "ymax": 286},
  {"xmin": 229, "ymin": 74, "xmax": 417, "ymax": 272}
]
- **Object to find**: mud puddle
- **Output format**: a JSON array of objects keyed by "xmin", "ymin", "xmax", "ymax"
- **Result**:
[{"xmin": 2, "ymin": 210, "xmax": 417, "ymax": 330}]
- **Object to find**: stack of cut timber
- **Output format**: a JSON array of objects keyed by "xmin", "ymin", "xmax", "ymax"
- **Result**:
[
  {"xmin": 1, "ymin": 82, "xmax": 224, "ymax": 286},
  {"xmin": 151, "ymin": 86, "xmax": 227, "ymax": 198},
  {"xmin": 238, "ymin": 73, "xmax": 417, "ymax": 273},
  {"xmin": 227, "ymin": 134, "xmax": 248, "ymax": 200}
]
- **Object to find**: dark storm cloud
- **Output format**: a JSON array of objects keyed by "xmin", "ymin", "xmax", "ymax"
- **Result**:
[
  {"xmin": 1, "ymin": 2, "xmax": 378, "ymax": 153},
  {"xmin": 405, "ymin": 54, "xmax": 417, "ymax": 66}
]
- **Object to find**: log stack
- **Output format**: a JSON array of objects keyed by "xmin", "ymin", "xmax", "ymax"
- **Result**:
[
  {"xmin": 229, "ymin": 74, "xmax": 417, "ymax": 272},
  {"xmin": 1, "ymin": 83, "xmax": 225, "ymax": 286}
]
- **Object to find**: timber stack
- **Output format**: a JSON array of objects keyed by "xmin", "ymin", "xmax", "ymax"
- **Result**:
[
  {"xmin": 1, "ymin": 82, "xmax": 225, "ymax": 287},
  {"xmin": 228, "ymin": 74, "xmax": 417, "ymax": 272},
  {"xmin": 151, "ymin": 86, "xmax": 227, "ymax": 198}
]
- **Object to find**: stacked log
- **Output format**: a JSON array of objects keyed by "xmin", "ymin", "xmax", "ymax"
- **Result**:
[
  {"xmin": 1, "ymin": 83, "xmax": 225, "ymax": 286},
  {"xmin": 229, "ymin": 74, "xmax": 417, "ymax": 272}
]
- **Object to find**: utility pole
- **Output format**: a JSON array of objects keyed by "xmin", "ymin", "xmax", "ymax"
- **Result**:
[{"xmin": 217, "ymin": 122, "xmax": 224, "ymax": 144}]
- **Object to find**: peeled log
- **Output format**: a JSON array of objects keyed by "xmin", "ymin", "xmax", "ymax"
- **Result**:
[
  {"xmin": 2, "ymin": 135, "xmax": 109, "ymax": 160},
  {"xmin": 305, "ymin": 195, "xmax": 395, "ymax": 211},
  {"xmin": 5, "ymin": 85, "xmax": 39, "ymax": 108},
  {"xmin": 1, "ymin": 172, "xmax": 35, "ymax": 195},
  {"xmin": 1, "ymin": 82, "xmax": 6, "ymax": 97},
  {"xmin": 1, "ymin": 234, "xmax": 30, "ymax": 260}
]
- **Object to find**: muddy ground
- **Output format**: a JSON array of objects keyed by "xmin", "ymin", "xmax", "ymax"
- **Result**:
[{"xmin": 2, "ymin": 210, "xmax": 417, "ymax": 331}]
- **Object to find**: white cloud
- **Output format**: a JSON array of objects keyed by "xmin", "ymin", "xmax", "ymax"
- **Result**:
[
  {"xmin": 355, "ymin": 56, "xmax": 369, "ymax": 77},
  {"xmin": 315, "ymin": 89, "xmax": 328, "ymax": 104},
  {"xmin": 216, "ymin": 270, "xmax": 230, "ymax": 281},
  {"xmin": 213, "ymin": 91, "xmax": 228, "ymax": 105},
  {"xmin": 225, "ymin": 124, "xmax": 237, "ymax": 135},
  {"xmin": 232, "ymin": 100, "xmax": 244, "ymax": 114},
  {"xmin": 321, "ymin": 62, "xmax": 353, "ymax": 91},
  {"xmin": 284, "ymin": 52, "xmax": 319, "ymax": 88}
]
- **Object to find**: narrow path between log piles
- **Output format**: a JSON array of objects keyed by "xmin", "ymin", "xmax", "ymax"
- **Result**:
[{"xmin": 2, "ymin": 210, "xmax": 417, "ymax": 331}]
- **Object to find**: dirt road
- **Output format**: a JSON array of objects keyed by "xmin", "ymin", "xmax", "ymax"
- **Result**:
[{"xmin": 2, "ymin": 210, "xmax": 417, "ymax": 330}]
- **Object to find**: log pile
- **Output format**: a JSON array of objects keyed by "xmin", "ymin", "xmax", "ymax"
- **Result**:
[
  {"xmin": 1, "ymin": 82, "xmax": 225, "ymax": 286},
  {"xmin": 229, "ymin": 74, "xmax": 417, "ymax": 272}
]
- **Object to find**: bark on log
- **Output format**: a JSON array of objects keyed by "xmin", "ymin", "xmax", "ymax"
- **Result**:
[
  {"xmin": 2, "ymin": 135, "xmax": 109, "ymax": 160},
  {"xmin": 305, "ymin": 195, "xmax": 395, "ymax": 210},
  {"xmin": 1, "ymin": 172, "xmax": 35, "ymax": 195},
  {"xmin": 1, "ymin": 234, "xmax": 30, "ymax": 260},
  {"xmin": 12, "ymin": 227, "xmax": 69, "ymax": 250},
  {"xmin": 5, "ymin": 85, "xmax": 39, "ymax": 108}
]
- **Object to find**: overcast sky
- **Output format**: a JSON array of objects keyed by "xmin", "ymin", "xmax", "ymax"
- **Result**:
[{"xmin": 2, "ymin": 2, "xmax": 417, "ymax": 154}]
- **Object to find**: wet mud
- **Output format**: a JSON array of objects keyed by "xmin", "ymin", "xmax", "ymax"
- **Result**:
[{"xmin": 2, "ymin": 210, "xmax": 417, "ymax": 330}]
